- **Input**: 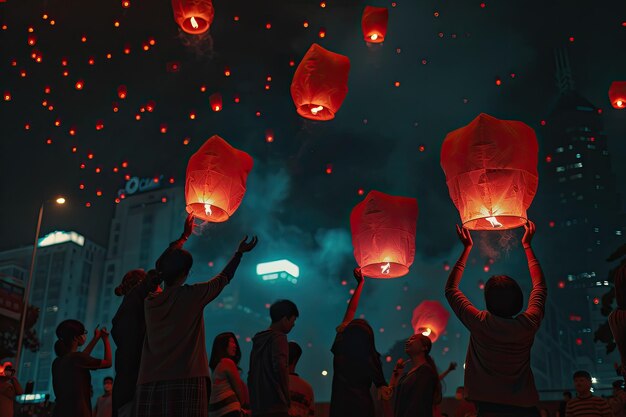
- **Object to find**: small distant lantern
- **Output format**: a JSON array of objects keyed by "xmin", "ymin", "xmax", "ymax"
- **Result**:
[
  {"xmin": 440, "ymin": 113, "xmax": 538, "ymax": 230},
  {"xmin": 185, "ymin": 135, "xmax": 253, "ymax": 222},
  {"xmin": 117, "ymin": 85, "xmax": 127, "ymax": 99},
  {"xmin": 290, "ymin": 43, "xmax": 350, "ymax": 121},
  {"xmin": 609, "ymin": 81, "xmax": 626, "ymax": 109},
  {"xmin": 411, "ymin": 300, "xmax": 450, "ymax": 343},
  {"xmin": 210, "ymin": 93, "xmax": 222, "ymax": 112},
  {"xmin": 350, "ymin": 190, "xmax": 418, "ymax": 279},
  {"xmin": 361, "ymin": 6, "xmax": 388, "ymax": 43},
  {"xmin": 171, "ymin": 0, "xmax": 214, "ymax": 34}
]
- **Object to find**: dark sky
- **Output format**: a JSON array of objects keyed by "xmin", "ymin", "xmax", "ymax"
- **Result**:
[{"xmin": 1, "ymin": 0, "xmax": 626, "ymax": 399}]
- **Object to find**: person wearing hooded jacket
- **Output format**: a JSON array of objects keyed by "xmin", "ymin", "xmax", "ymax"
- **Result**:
[{"xmin": 248, "ymin": 299, "xmax": 299, "ymax": 417}]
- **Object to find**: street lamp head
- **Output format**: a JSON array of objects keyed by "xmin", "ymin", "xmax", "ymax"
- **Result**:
[{"xmin": 55, "ymin": 197, "xmax": 66, "ymax": 205}]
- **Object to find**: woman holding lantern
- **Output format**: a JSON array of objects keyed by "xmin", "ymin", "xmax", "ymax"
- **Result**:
[
  {"xmin": 134, "ymin": 214, "xmax": 258, "ymax": 417},
  {"xmin": 329, "ymin": 268, "xmax": 387, "ymax": 417},
  {"xmin": 445, "ymin": 221, "xmax": 546, "ymax": 417}
]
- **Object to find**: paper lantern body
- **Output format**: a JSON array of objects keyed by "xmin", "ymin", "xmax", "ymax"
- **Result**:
[
  {"xmin": 350, "ymin": 191, "xmax": 418, "ymax": 279},
  {"xmin": 171, "ymin": 0, "xmax": 214, "ymax": 35},
  {"xmin": 609, "ymin": 81, "xmax": 626, "ymax": 109},
  {"xmin": 411, "ymin": 301, "xmax": 450, "ymax": 343},
  {"xmin": 209, "ymin": 93, "xmax": 222, "ymax": 112},
  {"xmin": 290, "ymin": 43, "xmax": 350, "ymax": 121},
  {"xmin": 440, "ymin": 113, "xmax": 538, "ymax": 230},
  {"xmin": 185, "ymin": 135, "xmax": 253, "ymax": 222},
  {"xmin": 361, "ymin": 6, "xmax": 388, "ymax": 43}
]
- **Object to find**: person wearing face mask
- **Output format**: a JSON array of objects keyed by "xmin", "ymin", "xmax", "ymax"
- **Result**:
[
  {"xmin": 388, "ymin": 334, "xmax": 442, "ymax": 417},
  {"xmin": 94, "ymin": 376, "xmax": 114, "ymax": 417},
  {"xmin": 51, "ymin": 320, "xmax": 112, "ymax": 417}
]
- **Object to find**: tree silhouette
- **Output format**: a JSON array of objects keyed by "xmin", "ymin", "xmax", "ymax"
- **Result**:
[
  {"xmin": 0, "ymin": 305, "xmax": 41, "ymax": 362},
  {"xmin": 594, "ymin": 244, "xmax": 626, "ymax": 354}
]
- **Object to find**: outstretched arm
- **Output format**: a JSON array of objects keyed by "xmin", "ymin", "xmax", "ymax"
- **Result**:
[
  {"xmin": 522, "ymin": 221, "xmax": 547, "ymax": 325},
  {"xmin": 195, "ymin": 236, "xmax": 258, "ymax": 305},
  {"xmin": 445, "ymin": 226, "xmax": 480, "ymax": 328},
  {"xmin": 439, "ymin": 362, "xmax": 457, "ymax": 381},
  {"xmin": 338, "ymin": 268, "xmax": 364, "ymax": 330},
  {"xmin": 98, "ymin": 328, "xmax": 112, "ymax": 369}
]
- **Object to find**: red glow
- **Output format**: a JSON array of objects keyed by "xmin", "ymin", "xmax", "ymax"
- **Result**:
[
  {"xmin": 121, "ymin": 161, "xmax": 128, "ymax": 168},
  {"xmin": 122, "ymin": 0, "xmax": 130, "ymax": 7},
  {"xmin": 160, "ymin": 124, "xmax": 168, "ymax": 134},
  {"xmin": 545, "ymin": 155, "xmax": 552, "ymax": 163},
  {"xmin": 558, "ymin": 281, "xmax": 566, "ymax": 289},
  {"xmin": 162, "ymin": 197, "xmax": 168, "ymax": 203},
  {"xmin": 569, "ymin": 36, "xmax": 575, "ymax": 42},
  {"xmin": 495, "ymin": 78, "xmax": 502, "ymax": 86},
  {"xmin": 358, "ymin": 188, "xmax": 364, "ymax": 196},
  {"xmin": 385, "ymin": 356, "xmax": 392, "ymax": 363},
  {"xmin": 224, "ymin": 67, "xmax": 231, "ymax": 77},
  {"xmin": 325, "ymin": 164, "xmax": 333, "ymax": 174},
  {"xmin": 575, "ymin": 338, "xmax": 582, "ymax": 346},
  {"xmin": 549, "ymin": 221, "xmax": 555, "ymax": 228},
  {"xmin": 118, "ymin": 85, "xmax": 127, "ymax": 99},
  {"xmin": 169, "ymin": 177, "xmax": 175, "ymax": 184},
  {"xmin": 75, "ymin": 80, "xmax": 84, "ymax": 90},
  {"xmin": 95, "ymin": 167, "xmax": 102, "ymax": 173},
  {"xmin": 3, "ymin": 92, "xmax": 11, "ymax": 101},
  {"xmin": 210, "ymin": 93, "xmax": 223, "ymax": 112},
  {"xmin": 265, "ymin": 23, "xmax": 272, "ymax": 29},
  {"xmin": 593, "ymin": 297, "xmax": 600, "ymax": 305},
  {"xmin": 96, "ymin": 190, "xmax": 103, "ymax": 197},
  {"xmin": 265, "ymin": 130, "xmax": 274, "ymax": 143},
  {"xmin": 540, "ymin": 120, "xmax": 547, "ymax": 126},
  {"xmin": 79, "ymin": 184, "xmax": 85, "ymax": 190},
  {"xmin": 86, "ymin": 202, "xmax": 91, "ymax": 208},
  {"xmin": 394, "ymin": 81, "xmax": 400, "ymax": 87},
  {"xmin": 318, "ymin": 28, "xmax": 326, "ymax": 38},
  {"xmin": 418, "ymin": 145, "xmax": 426, "ymax": 152}
]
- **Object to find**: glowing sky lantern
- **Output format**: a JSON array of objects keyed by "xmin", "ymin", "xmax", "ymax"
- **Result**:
[
  {"xmin": 290, "ymin": 43, "xmax": 350, "ymax": 121},
  {"xmin": 361, "ymin": 6, "xmax": 388, "ymax": 43},
  {"xmin": 440, "ymin": 113, "xmax": 538, "ymax": 230},
  {"xmin": 350, "ymin": 190, "xmax": 418, "ymax": 279},
  {"xmin": 411, "ymin": 301, "xmax": 450, "ymax": 343},
  {"xmin": 185, "ymin": 135, "xmax": 253, "ymax": 222},
  {"xmin": 609, "ymin": 81, "xmax": 626, "ymax": 109},
  {"xmin": 209, "ymin": 92, "xmax": 222, "ymax": 112},
  {"xmin": 171, "ymin": 0, "xmax": 214, "ymax": 34}
]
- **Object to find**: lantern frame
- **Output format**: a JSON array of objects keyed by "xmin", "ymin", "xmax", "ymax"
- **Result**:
[
  {"xmin": 411, "ymin": 300, "xmax": 450, "ymax": 343},
  {"xmin": 171, "ymin": 0, "xmax": 215, "ymax": 35},
  {"xmin": 609, "ymin": 81, "xmax": 626, "ymax": 109},
  {"xmin": 361, "ymin": 6, "xmax": 388, "ymax": 44}
]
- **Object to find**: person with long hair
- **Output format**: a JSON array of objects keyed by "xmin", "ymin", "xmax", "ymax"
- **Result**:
[
  {"xmin": 51, "ymin": 320, "xmax": 112, "ymax": 417},
  {"xmin": 445, "ymin": 221, "xmax": 545, "ymax": 417},
  {"xmin": 135, "ymin": 219, "xmax": 257, "ymax": 417},
  {"xmin": 111, "ymin": 214, "xmax": 193, "ymax": 417},
  {"xmin": 388, "ymin": 334, "xmax": 442, "ymax": 417},
  {"xmin": 329, "ymin": 268, "xmax": 387, "ymax": 417},
  {"xmin": 208, "ymin": 332, "xmax": 249, "ymax": 417}
]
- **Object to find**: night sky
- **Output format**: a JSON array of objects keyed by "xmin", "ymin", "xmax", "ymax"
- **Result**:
[{"xmin": 2, "ymin": 0, "xmax": 626, "ymax": 400}]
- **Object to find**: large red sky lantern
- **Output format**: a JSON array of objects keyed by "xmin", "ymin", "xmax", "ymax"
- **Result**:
[
  {"xmin": 440, "ymin": 113, "xmax": 538, "ymax": 230},
  {"xmin": 171, "ymin": 0, "xmax": 215, "ymax": 35},
  {"xmin": 290, "ymin": 43, "xmax": 350, "ymax": 121},
  {"xmin": 609, "ymin": 81, "xmax": 626, "ymax": 109},
  {"xmin": 185, "ymin": 135, "xmax": 253, "ymax": 222},
  {"xmin": 411, "ymin": 300, "xmax": 450, "ymax": 343},
  {"xmin": 361, "ymin": 6, "xmax": 388, "ymax": 44},
  {"xmin": 350, "ymin": 190, "xmax": 418, "ymax": 279}
]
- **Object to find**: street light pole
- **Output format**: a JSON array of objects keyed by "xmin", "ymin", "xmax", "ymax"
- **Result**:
[{"xmin": 15, "ymin": 203, "xmax": 44, "ymax": 375}]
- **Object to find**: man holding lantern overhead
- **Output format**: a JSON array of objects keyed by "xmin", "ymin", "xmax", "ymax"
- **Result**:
[{"xmin": 445, "ymin": 221, "xmax": 546, "ymax": 417}]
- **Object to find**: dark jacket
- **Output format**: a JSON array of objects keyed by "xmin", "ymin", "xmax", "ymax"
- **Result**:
[{"xmin": 248, "ymin": 329, "xmax": 290, "ymax": 415}]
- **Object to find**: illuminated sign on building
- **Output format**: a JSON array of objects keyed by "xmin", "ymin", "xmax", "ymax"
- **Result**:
[
  {"xmin": 117, "ymin": 175, "xmax": 164, "ymax": 197},
  {"xmin": 37, "ymin": 231, "xmax": 85, "ymax": 248},
  {"xmin": 256, "ymin": 260, "xmax": 300, "ymax": 284}
]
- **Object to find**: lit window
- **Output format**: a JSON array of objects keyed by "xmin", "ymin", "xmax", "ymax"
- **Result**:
[
  {"xmin": 576, "ymin": 153, "xmax": 581, "ymax": 158},
  {"xmin": 574, "ymin": 162, "xmax": 583, "ymax": 168},
  {"xmin": 556, "ymin": 166, "xmax": 565, "ymax": 172},
  {"xmin": 617, "ymin": 231, "xmax": 623, "ymax": 236},
  {"xmin": 594, "ymin": 228, "xmax": 600, "ymax": 233},
  {"xmin": 556, "ymin": 147, "xmax": 564, "ymax": 153}
]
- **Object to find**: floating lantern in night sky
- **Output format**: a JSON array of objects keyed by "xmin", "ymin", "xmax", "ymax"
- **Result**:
[
  {"xmin": 171, "ymin": 0, "xmax": 215, "ymax": 35},
  {"xmin": 440, "ymin": 113, "xmax": 538, "ymax": 230},
  {"xmin": 185, "ymin": 135, "xmax": 253, "ymax": 222},
  {"xmin": 290, "ymin": 43, "xmax": 350, "ymax": 121},
  {"xmin": 209, "ymin": 92, "xmax": 222, "ymax": 112},
  {"xmin": 350, "ymin": 190, "xmax": 418, "ymax": 279},
  {"xmin": 361, "ymin": 6, "xmax": 388, "ymax": 43},
  {"xmin": 609, "ymin": 81, "xmax": 626, "ymax": 109},
  {"xmin": 411, "ymin": 300, "xmax": 450, "ymax": 342}
]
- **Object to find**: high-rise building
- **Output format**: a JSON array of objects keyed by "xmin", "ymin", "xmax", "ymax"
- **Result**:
[
  {"xmin": 538, "ymin": 52, "xmax": 625, "ymax": 384},
  {"xmin": 0, "ymin": 231, "xmax": 106, "ymax": 394}
]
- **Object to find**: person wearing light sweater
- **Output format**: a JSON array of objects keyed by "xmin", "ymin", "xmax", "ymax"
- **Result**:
[{"xmin": 445, "ymin": 221, "xmax": 546, "ymax": 417}]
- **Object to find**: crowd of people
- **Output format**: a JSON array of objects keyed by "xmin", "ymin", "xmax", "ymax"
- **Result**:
[{"xmin": 2, "ymin": 216, "xmax": 626, "ymax": 417}]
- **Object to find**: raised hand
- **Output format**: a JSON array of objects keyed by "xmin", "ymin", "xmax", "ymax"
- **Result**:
[
  {"xmin": 100, "ymin": 327, "xmax": 110, "ymax": 339},
  {"xmin": 93, "ymin": 326, "xmax": 102, "ymax": 340},
  {"xmin": 522, "ymin": 221, "xmax": 536, "ymax": 248},
  {"xmin": 448, "ymin": 362, "xmax": 458, "ymax": 371},
  {"xmin": 353, "ymin": 268, "xmax": 364, "ymax": 284},
  {"xmin": 237, "ymin": 236, "xmax": 258, "ymax": 253},
  {"xmin": 183, "ymin": 213, "xmax": 195, "ymax": 239},
  {"xmin": 456, "ymin": 225, "xmax": 473, "ymax": 249}
]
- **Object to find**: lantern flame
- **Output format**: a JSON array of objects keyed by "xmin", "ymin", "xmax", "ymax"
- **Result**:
[
  {"xmin": 311, "ymin": 105, "xmax": 324, "ymax": 115},
  {"xmin": 370, "ymin": 33, "xmax": 378, "ymax": 41},
  {"xmin": 381, "ymin": 262, "xmax": 391, "ymax": 274},
  {"xmin": 485, "ymin": 216, "xmax": 503, "ymax": 228},
  {"xmin": 617, "ymin": 99, "xmax": 625, "ymax": 108},
  {"xmin": 204, "ymin": 203, "xmax": 212, "ymax": 216},
  {"xmin": 190, "ymin": 16, "xmax": 199, "ymax": 29},
  {"xmin": 421, "ymin": 327, "xmax": 432, "ymax": 337}
]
